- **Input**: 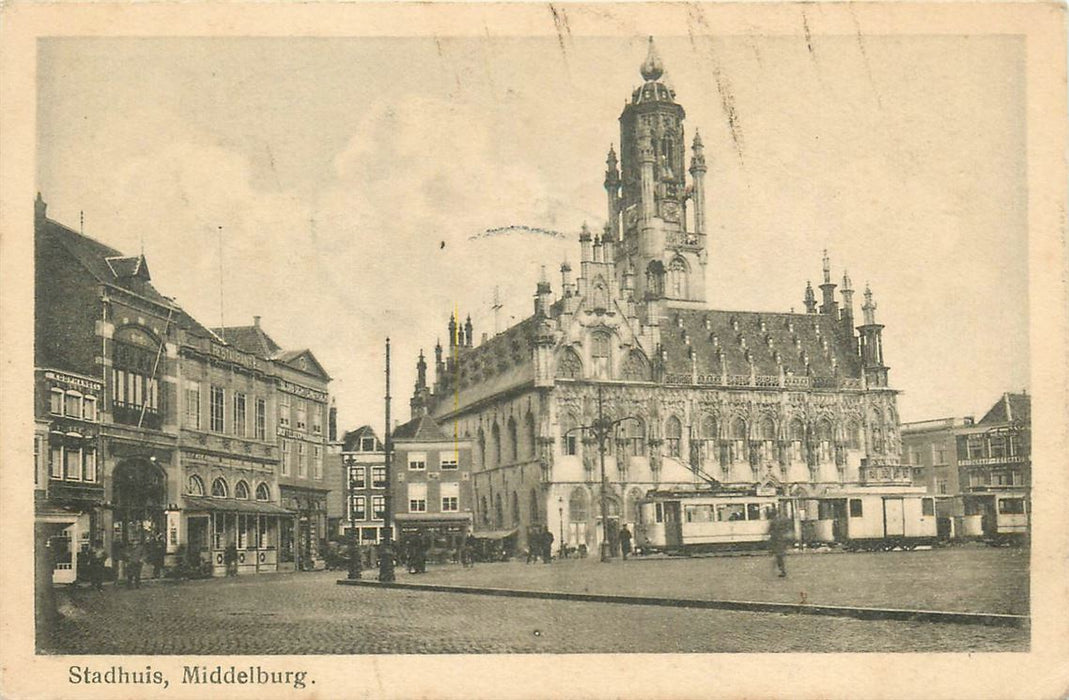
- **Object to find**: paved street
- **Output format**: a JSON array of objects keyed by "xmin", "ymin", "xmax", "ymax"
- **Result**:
[{"xmin": 47, "ymin": 546, "xmax": 1026, "ymax": 654}]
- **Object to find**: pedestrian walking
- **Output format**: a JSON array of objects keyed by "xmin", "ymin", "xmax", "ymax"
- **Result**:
[
  {"xmin": 224, "ymin": 542, "xmax": 239, "ymax": 577},
  {"xmin": 464, "ymin": 533, "xmax": 477, "ymax": 568},
  {"xmin": 541, "ymin": 526, "xmax": 554, "ymax": 564},
  {"xmin": 526, "ymin": 528, "xmax": 541, "ymax": 564},
  {"xmin": 126, "ymin": 541, "xmax": 144, "ymax": 589},
  {"xmin": 88, "ymin": 540, "xmax": 106, "ymax": 591},
  {"xmin": 768, "ymin": 507, "xmax": 792, "ymax": 578},
  {"xmin": 619, "ymin": 525, "xmax": 632, "ymax": 560}
]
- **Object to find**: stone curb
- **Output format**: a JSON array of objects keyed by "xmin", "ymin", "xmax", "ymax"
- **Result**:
[{"xmin": 336, "ymin": 578, "xmax": 1028, "ymax": 628}]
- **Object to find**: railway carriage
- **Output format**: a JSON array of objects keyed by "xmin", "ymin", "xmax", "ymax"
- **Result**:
[
  {"xmin": 797, "ymin": 489, "xmax": 939, "ymax": 551},
  {"xmin": 958, "ymin": 490, "xmax": 1029, "ymax": 545}
]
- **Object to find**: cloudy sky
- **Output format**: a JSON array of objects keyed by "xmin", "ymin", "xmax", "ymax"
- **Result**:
[{"xmin": 36, "ymin": 32, "xmax": 1028, "ymax": 430}]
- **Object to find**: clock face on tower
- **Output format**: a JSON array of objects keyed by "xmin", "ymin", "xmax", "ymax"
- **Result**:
[{"xmin": 661, "ymin": 200, "xmax": 680, "ymax": 222}]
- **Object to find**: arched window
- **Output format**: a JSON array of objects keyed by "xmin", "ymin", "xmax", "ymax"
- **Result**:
[
  {"xmin": 255, "ymin": 482, "xmax": 270, "ymax": 501},
  {"xmin": 568, "ymin": 489, "xmax": 588, "ymax": 521},
  {"xmin": 699, "ymin": 414, "xmax": 718, "ymax": 467},
  {"xmin": 668, "ymin": 257, "xmax": 688, "ymax": 299},
  {"xmin": 818, "ymin": 418, "xmax": 834, "ymax": 463},
  {"xmin": 507, "ymin": 417, "xmax": 518, "ymax": 463},
  {"xmin": 646, "ymin": 261, "xmax": 665, "ymax": 298},
  {"xmin": 560, "ymin": 413, "xmax": 579, "ymax": 456},
  {"xmin": 525, "ymin": 412, "xmax": 537, "ymax": 459},
  {"xmin": 529, "ymin": 489, "xmax": 541, "ymax": 524},
  {"xmin": 729, "ymin": 417, "xmax": 747, "ymax": 464},
  {"xmin": 665, "ymin": 416, "xmax": 682, "ymax": 458},
  {"xmin": 234, "ymin": 480, "xmax": 250, "ymax": 500},
  {"xmin": 477, "ymin": 427, "xmax": 486, "ymax": 469},
  {"xmin": 845, "ymin": 419, "xmax": 861, "ymax": 450},
  {"xmin": 556, "ymin": 349, "xmax": 583, "ymax": 379},
  {"xmin": 187, "ymin": 474, "xmax": 205, "ymax": 496},
  {"xmin": 758, "ymin": 416, "xmax": 776, "ymax": 463},
  {"xmin": 480, "ymin": 495, "xmax": 490, "ymax": 526},
  {"xmin": 625, "ymin": 487, "xmax": 645, "ymax": 523},
  {"xmin": 789, "ymin": 418, "xmax": 805, "ymax": 462},
  {"xmin": 622, "ymin": 417, "xmax": 646, "ymax": 457},
  {"xmin": 511, "ymin": 492, "xmax": 520, "ymax": 526},
  {"xmin": 590, "ymin": 332, "xmax": 612, "ymax": 379},
  {"xmin": 621, "ymin": 351, "xmax": 650, "ymax": 382},
  {"xmin": 491, "ymin": 422, "xmax": 501, "ymax": 467},
  {"xmin": 211, "ymin": 477, "xmax": 229, "ymax": 498}
]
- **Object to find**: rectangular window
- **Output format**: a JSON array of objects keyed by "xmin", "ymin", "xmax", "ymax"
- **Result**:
[
  {"xmin": 989, "ymin": 435, "xmax": 1006, "ymax": 459},
  {"xmin": 371, "ymin": 466, "xmax": 387, "ymax": 488},
  {"xmin": 65, "ymin": 392, "xmax": 82, "ymax": 419},
  {"xmin": 298, "ymin": 443, "xmax": 307, "ymax": 478},
  {"xmin": 233, "ymin": 392, "xmax": 247, "ymax": 438},
  {"xmin": 564, "ymin": 434, "xmax": 578, "ymax": 456},
  {"xmin": 371, "ymin": 495, "xmax": 386, "ymax": 520},
  {"xmin": 966, "ymin": 435, "xmax": 984, "ymax": 460},
  {"xmin": 408, "ymin": 483, "xmax": 427, "ymax": 513},
  {"xmin": 213, "ymin": 514, "xmax": 225, "ymax": 550},
  {"xmin": 937, "ymin": 479, "xmax": 948, "ymax": 495},
  {"xmin": 998, "ymin": 498, "xmax": 1025, "ymax": 515},
  {"xmin": 82, "ymin": 449, "xmax": 97, "ymax": 482},
  {"xmin": 184, "ymin": 383, "xmax": 201, "ymax": 429},
  {"xmin": 654, "ymin": 502, "xmax": 664, "ymax": 523},
  {"xmin": 440, "ymin": 455, "xmax": 459, "ymax": 470},
  {"xmin": 361, "ymin": 527, "xmax": 378, "ymax": 543},
  {"xmin": 922, "ymin": 498, "xmax": 935, "ymax": 516},
  {"xmin": 238, "ymin": 515, "xmax": 249, "ymax": 549},
  {"xmin": 313, "ymin": 446, "xmax": 323, "ymax": 479},
  {"xmin": 747, "ymin": 503, "xmax": 762, "ymax": 521},
  {"xmin": 350, "ymin": 466, "xmax": 366, "ymax": 489},
  {"xmin": 714, "ymin": 504, "xmax": 743, "ymax": 522},
  {"xmin": 849, "ymin": 499, "xmax": 863, "ymax": 518},
  {"xmin": 666, "ymin": 437, "xmax": 681, "ymax": 458},
  {"xmin": 209, "ymin": 385, "xmax": 225, "ymax": 432},
  {"xmin": 361, "ymin": 437, "xmax": 376, "ymax": 452},
  {"xmin": 83, "ymin": 396, "xmax": 97, "ymax": 422},
  {"xmin": 1011, "ymin": 471, "xmax": 1023, "ymax": 486},
  {"xmin": 50, "ymin": 445, "xmax": 63, "ymax": 479},
  {"xmin": 312, "ymin": 406, "xmax": 322, "ymax": 435},
  {"xmin": 931, "ymin": 443, "xmax": 947, "ymax": 465},
  {"xmin": 50, "ymin": 388, "xmax": 64, "ymax": 415},
  {"xmin": 280, "ymin": 439, "xmax": 290, "ymax": 476},
  {"xmin": 279, "ymin": 395, "xmax": 290, "ymax": 427},
  {"xmin": 408, "ymin": 452, "xmax": 426, "ymax": 471},
  {"xmin": 350, "ymin": 496, "xmax": 367, "ymax": 521},
  {"xmin": 255, "ymin": 398, "xmax": 266, "ymax": 440},
  {"xmin": 441, "ymin": 482, "xmax": 460, "ymax": 512},
  {"xmin": 296, "ymin": 400, "xmax": 307, "ymax": 431},
  {"xmin": 64, "ymin": 446, "xmax": 82, "ymax": 481}
]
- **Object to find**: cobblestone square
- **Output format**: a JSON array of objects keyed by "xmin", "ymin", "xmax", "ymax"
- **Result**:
[{"xmin": 46, "ymin": 546, "xmax": 1027, "ymax": 654}]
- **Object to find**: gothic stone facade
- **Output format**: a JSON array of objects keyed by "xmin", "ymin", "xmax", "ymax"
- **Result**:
[{"xmin": 414, "ymin": 40, "xmax": 905, "ymax": 555}]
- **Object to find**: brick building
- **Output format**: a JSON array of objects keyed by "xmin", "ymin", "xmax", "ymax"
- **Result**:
[
  {"xmin": 334, "ymin": 425, "xmax": 389, "ymax": 545},
  {"xmin": 900, "ymin": 416, "xmax": 972, "ymax": 498},
  {"xmin": 34, "ymin": 194, "xmax": 331, "ymax": 581},
  {"xmin": 408, "ymin": 40, "xmax": 907, "ymax": 557}
]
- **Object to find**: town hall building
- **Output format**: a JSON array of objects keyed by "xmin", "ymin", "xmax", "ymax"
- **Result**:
[{"xmin": 409, "ymin": 38, "xmax": 907, "ymax": 556}]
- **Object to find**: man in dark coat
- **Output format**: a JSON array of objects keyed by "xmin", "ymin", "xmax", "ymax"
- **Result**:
[
  {"xmin": 619, "ymin": 525, "xmax": 633, "ymax": 560},
  {"xmin": 126, "ymin": 541, "xmax": 144, "ymax": 588},
  {"xmin": 541, "ymin": 526, "xmax": 554, "ymax": 564},
  {"xmin": 526, "ymin": 528, "xmax": 541, "ymax": 564},
  {"xmin": 768, "ymin": 507, "xmax": 793, "ymax": 578}
]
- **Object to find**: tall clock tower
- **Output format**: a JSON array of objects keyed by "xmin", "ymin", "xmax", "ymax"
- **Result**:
[{"xmin": 605, "ymin": 37, "xmax": 708, "ymax": 306}]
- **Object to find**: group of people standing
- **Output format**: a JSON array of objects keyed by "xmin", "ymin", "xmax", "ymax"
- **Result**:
[
  {"xmin": 525, "ymin": 526, "xmax": 555, "ymax": 564},
  {"xmin": 82, "ymin": 535, "xmax": 167, "ymax": 590}
]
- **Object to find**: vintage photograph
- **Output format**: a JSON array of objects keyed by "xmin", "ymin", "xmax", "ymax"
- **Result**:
[{"xmin": 5, "ymin": 2, "xmax": 1067, "ymax": 698}]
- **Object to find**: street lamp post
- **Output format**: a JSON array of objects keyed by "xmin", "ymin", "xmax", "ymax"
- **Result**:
[
  {"xmin": 378, "ymin": 337, "xmax": 396, "ymax": 582},
  {"xmin": 564, "ymin": 383, "xmax": 639, "ymax": 563},
  {"xmin": 558, "ymin": 496, "xmax": 564, "ymax": 558},
  {"xmin": 344, "ymin": 455, "xmax": 361, "ymax": 580}
]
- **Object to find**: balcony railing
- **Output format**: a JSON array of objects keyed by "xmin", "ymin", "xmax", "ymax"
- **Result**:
[{"xmin": 664, "ymin": 373, "xmax": 865, "ymax": 391}]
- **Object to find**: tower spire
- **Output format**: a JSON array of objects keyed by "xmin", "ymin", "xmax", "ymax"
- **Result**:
[
  {"xmin": 819, "ymin": 250, "xmax": 838, "ymax": 315},
  {"xmin": 640, "ymin": 36, "xmax": 664, "ymax": 82}
]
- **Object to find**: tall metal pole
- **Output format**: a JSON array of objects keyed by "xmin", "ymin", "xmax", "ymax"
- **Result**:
[
  {"xmin": 598, "ymin": 384, "xmax": 611, "ymax": 563},
  {"xmin": 379, "ymin": 337, "xmax": 396, "ymax": 582}
]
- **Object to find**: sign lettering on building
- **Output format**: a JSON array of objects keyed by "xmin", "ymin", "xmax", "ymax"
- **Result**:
[{"xmin": 278, "ymin": 380, "xmax": 327, "ymax": 403}]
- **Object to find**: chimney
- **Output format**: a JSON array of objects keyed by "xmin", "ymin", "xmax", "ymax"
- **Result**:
[
  {"xmin": 253, "ymin": 315, "xmax": 261, "ymax": 329},
  {"xmin": 328, "ymin": 397, "xmax": 338, "ymax": 442}
]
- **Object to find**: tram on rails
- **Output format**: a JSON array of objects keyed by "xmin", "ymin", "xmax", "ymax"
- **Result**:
[
  {"xmin": 796, "ymin": 489, "xmax": 942, "ymax": 551},
  {"xmin": 634, "ymin": 487, "xmax": 784, "ymax": 554},
  {"xmin": 957, "ymin": 490, "xmax": 1029, "ymax": 546}
]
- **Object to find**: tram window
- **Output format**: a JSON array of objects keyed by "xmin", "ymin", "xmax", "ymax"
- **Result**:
[
  {"xmin": 686, "ymin": 505, "xmax": 714, "ymax": 523},
  {"xmin": 716, "ymin": 504, "xmax": 746, "ymax": 522},
  {"xmin": 747, "ymin": 503, "xmax": 762, "ymax": 521},
  {"xmin": 922, "ymin": 498, "xmax": 935, "ymax": 516},
  {"xmin": 849, "ymin": 499, "xmax": 863, "ymax": 518},
  {"xmin": 655, "ymin": 503, "xmax": 663, "ymax": 523},
  {"xmin": 998, "ymin": 498, "xmax": 1025, "ymax": 515}
]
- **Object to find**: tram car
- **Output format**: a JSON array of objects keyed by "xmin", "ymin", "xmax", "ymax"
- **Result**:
[
  {"xmin": 635, "ymin": 489, "xmax": 783, "ymax": 554},
  {"xmin": 797, "ymin": 489, "xmax": 940, "ymax": 551},
  {"xmin": 957, "ymin": 490, "xmax": 1029, "ymax": 546}
]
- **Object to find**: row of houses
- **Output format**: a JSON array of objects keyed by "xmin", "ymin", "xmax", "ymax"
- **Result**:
[{"xmin": 35, "ymin": 194, "xmax": 333, "ymax": 584}]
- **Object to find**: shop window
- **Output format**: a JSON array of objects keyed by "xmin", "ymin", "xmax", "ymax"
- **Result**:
[
  {"xmin": 849, "ymin": 499, "xmax": 863, "ymax": 517},
  {"xmin": 211, "ymin": 477, "xmax": 229, "ymax": 498},
  {"xmin": 255, "ymin": 482, "xmax": 270, "ymax": 501},
  {"xmin": 235, "ymin": 481, "xmax": 250, "ymax": 500},
  {"xmin": 213, "ymin": 514, "xmax": 225, "ymax": 549},
  {"xmin": 237, "ymin": 515, "xmax": 249, "ymax": 549},
  {"xmin": 187, "ymin": 474, "xmax": 205, "ymax": 496}
]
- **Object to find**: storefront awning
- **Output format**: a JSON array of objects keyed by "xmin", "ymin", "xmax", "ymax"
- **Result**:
[
  {"xmin": 183, "ymin": 495, "xmax": 295, "ymax": 516},
  {"xmin": 471, "ymin": 528, "xmax": 519, "ymax": 540}
]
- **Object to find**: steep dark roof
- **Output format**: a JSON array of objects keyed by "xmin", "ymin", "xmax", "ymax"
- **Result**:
[
  {"xmin": 393, "ymin": 414, "xmax": 449, "ymax": 441},
  {"xmin": 443, "ymin": 315, "xmax": 538, "ymax": 390},
  {"xmin": 660, "ymin": 309, "xmax": 861, "ymax": 379},
  {"xmin": 978, "ymin": 393, "xmax": 1031, "ymax": 426},
  {"xmin": 40, "ymin": 218, "xmax": 172, "ymax": 306},
  {"xmin": 342, "ymin": 425, "xmax": 383, "ymax": 451},
  {"xmin": 211, "ymin": 324, "xmax": 282, "ymax": 359}
]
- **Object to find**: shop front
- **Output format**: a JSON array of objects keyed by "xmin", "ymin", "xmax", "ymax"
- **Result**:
[
  {"xmin": 396, "ymin": 513, "xmax": 475, "ymax": 563},
  {"xmin": 182, "ymin": 495, "xmax": 295, "ymax": 576}
]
